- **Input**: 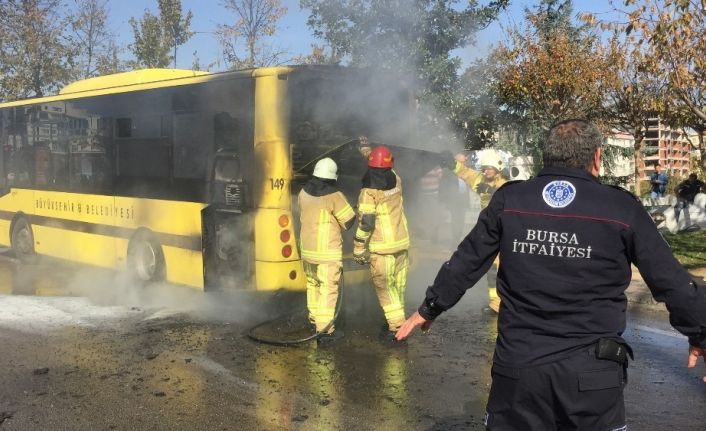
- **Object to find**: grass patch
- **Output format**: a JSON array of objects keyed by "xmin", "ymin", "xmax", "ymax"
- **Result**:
[{"xmin": 663, "ymin": 230, "xmax": 706, "ymax": 268}]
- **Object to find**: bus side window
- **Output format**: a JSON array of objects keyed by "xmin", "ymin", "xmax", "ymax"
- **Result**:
[
  {"xmin": 115, "ymin": 118, "xmax": 132, "ymax": 138},
  {"xmin": 214, "ymin": 112, "xmax": 239, "ymax": 151},
  {"xmin": 173, "ymin": 112, "xmax": 212, "ymax": 180}
]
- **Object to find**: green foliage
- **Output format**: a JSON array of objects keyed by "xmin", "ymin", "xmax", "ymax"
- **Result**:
[
  {"xmin": 0, "ymin": 0, "xmax": 75, "ymax": 100},
  {"xmin": 600, "ymin": 141, "xmax": 633, "ymax": 186},
  {"xmin": 626, "ymin": 1, "xmax": 706, "ymax": 170},
  {"xmin": 129, "ymin": 0, "xmax": 192, "ymax": 69},
  {"xmin": 129, "ymin": 11, "xmax": 170, "ymax": 68},
  {"xmin": 158, "ymin": 0, "xmax": 193, "ymax": 67},
  {"xmin": 666, "ymin": 174, "xmax": 683, "ymax": 196},
  {"xmin": 663, "ymin": 231, "xmax": 706, "ymax": 269},
  {"xmin": 300, "ymin": 0, "xmax": 510, "ymax": 149},
  {"xmin": 94, "ymin": 41, "xmax": 124, "ymax": 75},
  {"xmin": 479, "ymin": 0, "xmax": 611, "ymax": 166}
]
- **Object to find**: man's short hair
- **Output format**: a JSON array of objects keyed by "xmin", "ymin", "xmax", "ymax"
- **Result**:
[{"xmin": 543, "ymin": 119, "xmax": 603, "ymax": 170}]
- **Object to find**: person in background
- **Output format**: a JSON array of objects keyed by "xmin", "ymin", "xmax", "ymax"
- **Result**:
[
  {"xmin": 440, "ymin": 149, "xmax": 507, "ymax": 313},
  {"xmin": 674, "ymin": 172, "xmax": 706, "ymax": 223},
  {"xmin": 650, "ymin": 164, "xmax": 668, "ymax": 199},
  {"xmin": 676, "ymin": 173, "xmax": 705, "ymax": 205},
  {"xmin": 417, "ymin": 164, "xmax": 443, "ymax": 242},
  {"xmin": 397, "ymin": 119, "xmax": 706, "ymax": 430},
  {"xmin": 298, "ymin": 158, "xmax": 355, "ymax": 343},
  {"xmin": 439, "ymin": 168, "xmax": 470, "ymax": 246}
]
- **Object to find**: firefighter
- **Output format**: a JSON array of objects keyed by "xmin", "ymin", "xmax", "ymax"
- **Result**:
[
  {"xmin": 354, "ymin": 144, "xmax": 410, "ymax": 339},
  {"xmin": 441, "ymin": 149, "xmax": 507, "ymax": 313},
  {"xmin": 398, "ymin": 119, "xmax": 706, "ymax": 429},
  {"xmin": 298, "ymin": 157, "xmax": 356, "ymax": 342}
]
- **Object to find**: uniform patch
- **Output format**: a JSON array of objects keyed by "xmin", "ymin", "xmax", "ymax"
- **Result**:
[{"xmin": 542, "ymin": 180, "xmax": 576, "ymax": 208}]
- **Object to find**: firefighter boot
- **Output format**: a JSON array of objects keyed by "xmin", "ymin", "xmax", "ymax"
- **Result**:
[{"xmin": 317, "ymin": 330, "xmax": 344, "ymax": 345}]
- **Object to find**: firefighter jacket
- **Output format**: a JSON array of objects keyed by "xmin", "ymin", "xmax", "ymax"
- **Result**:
[
  {"xmin": 453, "ymin": 161, "xmax": 506, "ymax": 208},
  {"xmin": 418, "ymin": 166, "xmax": 706, "ymax": 367},
  {"xmin": 355, "ymin": 170, "xmax": 410, "ymax": 255},
  {"xmin": 298, "ymin": 178, "xmax": 355, "ymax": 264}
]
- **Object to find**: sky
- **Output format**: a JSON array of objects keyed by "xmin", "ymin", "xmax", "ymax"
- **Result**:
[{"xmin": 104, "ymin": 0, "xmax": 622, "ymax": 71}]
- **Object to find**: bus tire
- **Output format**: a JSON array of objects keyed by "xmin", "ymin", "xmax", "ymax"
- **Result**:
[
  {"xmin": 10, "ymin": 217, "xmax": 37, "ymax": 264},
  {"xmin": 127, "ymin": 231, "xmax": 165, "ymax": 283}
]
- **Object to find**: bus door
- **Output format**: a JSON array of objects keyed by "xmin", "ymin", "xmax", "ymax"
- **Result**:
[{"xmin": 202, "ymin": 150, "xmax": 252, "ymax": 290}]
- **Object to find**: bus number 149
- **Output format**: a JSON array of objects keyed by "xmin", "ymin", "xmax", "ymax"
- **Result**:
[{"xmin": 270, "ymin": 178, "xmax": 285, "ymax": 190}]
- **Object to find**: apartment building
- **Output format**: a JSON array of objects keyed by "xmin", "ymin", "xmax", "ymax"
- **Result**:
[{"xmin": 640, "ymin": 117, "xmax": 693, "ymax": 180}]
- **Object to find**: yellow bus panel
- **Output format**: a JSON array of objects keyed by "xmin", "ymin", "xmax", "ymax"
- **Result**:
[
  {"xmin": 32, "ymin": 226, "xmax": 116, "ymax": 267},
  {"xmin": 0, "ymin": 220, "xmax": 10, "ymax": 246},
  {"xmin": 162, "ymin": 245, "xmax": 204, "ymax": 290},
  {"xmin": 255, "ymin": 260, "xmax": 305, "ymax": 291}
]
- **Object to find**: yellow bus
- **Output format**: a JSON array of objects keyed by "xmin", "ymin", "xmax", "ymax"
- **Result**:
[{"xmin": 0, "ymin": 66, "xmax": 418, "ymax": 291}]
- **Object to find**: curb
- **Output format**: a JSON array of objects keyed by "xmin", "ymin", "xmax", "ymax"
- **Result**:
[
  {"xmin": 626, "ymin": 268, "xmax": 706, "ymax": 310},
  {"xmin": 626, "ymin": 280, "xmax": 662, "ymax": 309}
]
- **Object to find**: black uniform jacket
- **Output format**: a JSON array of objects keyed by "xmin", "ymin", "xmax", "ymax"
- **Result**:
[{"xmin": 421, "ymin": 167, "xmax": 706, "ymax": 367}]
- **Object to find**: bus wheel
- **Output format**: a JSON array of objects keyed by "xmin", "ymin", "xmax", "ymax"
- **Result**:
[
  {"xmin": 11, "ymin": 217, "xmax": 37, "ymax": 263},
  {"xmin": 127, "ymin": 232, "xmax": 165, "ymax": 282}
]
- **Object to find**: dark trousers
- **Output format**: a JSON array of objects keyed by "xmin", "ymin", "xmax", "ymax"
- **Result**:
[{"xmin": 485, "ymin": 346, "xmax": 627, "ymax": 431}]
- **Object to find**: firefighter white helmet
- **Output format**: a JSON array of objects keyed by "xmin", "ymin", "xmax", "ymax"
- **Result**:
[
  {"xmin": 313, "ymin": 157, "xmax": 338, "ymax": 180},
  {"xmin": 479, "ymin": 150, "xmax": 503, "ymax": 171}
]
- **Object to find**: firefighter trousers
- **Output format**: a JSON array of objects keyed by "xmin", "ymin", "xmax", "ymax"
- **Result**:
[
  {"xmin": 369, "ymin": 250, "xmax": 408, "ymax": 331},
  {"xmin": 304, "ymin": 261, "xmax": 342, "ymax": 333},
  {"xmin": 487, "ymin": 256, "xmax": 501, "ymax": 312},
  {"xmin": 485, "ymin": 345, "xmax": 627, "ymax": 430}
]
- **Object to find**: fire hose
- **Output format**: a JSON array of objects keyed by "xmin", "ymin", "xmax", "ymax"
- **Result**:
[
  {"xmin": 248, "ymin": 137, "xmax": 384, "ymax": 345},
  {"xmin": 294, "ymin": 137, "xmax": 383, "ymax": 176},
  {"xmin": 246, "ymin": 277, "xmax": 345, "ymax": 346}
]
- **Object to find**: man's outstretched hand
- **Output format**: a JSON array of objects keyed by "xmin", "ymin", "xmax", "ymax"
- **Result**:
[
  {"xmin": 688, "ymin": 345, "xmax": 706, "ymax": 383},
  {"xmin": 395, "ymin": 311, "xmax": 433, "ymax": 341}
]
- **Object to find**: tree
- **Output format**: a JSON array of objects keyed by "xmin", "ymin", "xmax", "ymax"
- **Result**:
[
  {"xmin": 625, "ymin": 0, "xmax": 706, "ymax": 168},
  {"xmin": 292, "ymin": 44, "xmax": 337, "ymax": 65},
  {"xmin": 158, "ymin": 0, "xmax": 193, "ymax": 68},
  {"xmin": 69, "ymin": 0, "xmax": 119, "ymax": 79},
  {"xmin": 95, "ymin": 40, "xmax": 124, "ymax": 75},
  {"xmin": 300, "ymin": 0, "xmax": 509, "ymax": 149},
  {"xmin": 129, "ymin": 0, "xmax": 193, "ymax": 69},
  {"xmin": 590, "ymin": 22, "xmax": 665, "ymax": 195},
  {"xmin": 457, "ymin": 57, "xmax": 505, "ymax": 149},
  {"xmin": 487, "ymin": 0, "xmax": 611, "ymax": 157},
  {"xmin": 0, "ymin": 0, "xmax": 75, "ymax": 100},
  {"xmin": 129, "ymin": 10, "xmax": 171, "ymax": 68},
  {"xmin": 216, "ymin": 0, "xmax": 287, "ymax": 69}
]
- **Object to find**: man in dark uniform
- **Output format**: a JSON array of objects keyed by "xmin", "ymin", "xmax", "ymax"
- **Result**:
[
  {"xmin": 677, "ymin": 173, "xmax": 705, "ymax": 204},
  {"xmin": 675, "ymin": 173, "xmax": 705, "ymax": 224},
  {"xmin": 396, "ymin": 119, "xmax": 706, "ymax": 430}
]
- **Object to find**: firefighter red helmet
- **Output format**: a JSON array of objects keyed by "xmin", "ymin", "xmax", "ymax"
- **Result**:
[{"xmin": 368, "ymin": 146, "xmax": 394, "ymax": 168}]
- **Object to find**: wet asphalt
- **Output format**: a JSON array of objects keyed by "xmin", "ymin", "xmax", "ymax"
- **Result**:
[{"xmin": 0, "ymin": 246, "xmax": 704, "ymax": 431}]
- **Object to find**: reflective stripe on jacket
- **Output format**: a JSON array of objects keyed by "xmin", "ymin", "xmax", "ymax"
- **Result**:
[
  {"xmin": 299, "ymin": 190, "xmax": 355, "ymax": 263},
  {"xmin": 355, "ymin": 173, "xmax": 410, "ymax": 254}
]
